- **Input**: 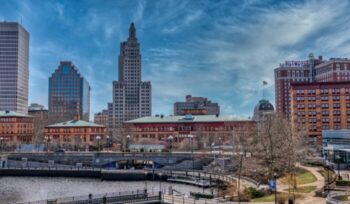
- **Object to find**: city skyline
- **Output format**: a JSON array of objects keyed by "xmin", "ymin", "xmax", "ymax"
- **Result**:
[{"xmin": 2, "ymin": 0, "xmax": 350, "ymax": 118}]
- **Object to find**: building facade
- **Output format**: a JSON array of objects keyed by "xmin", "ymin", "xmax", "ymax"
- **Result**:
[
  {"xmin": 315, "ymin": 58, "xmax": 350, "ymax": 82},
  {"xmin": 0, "ymin": 110, "xmax": 33, "ymax": 145},
  {"xmin": 48, "ymin": 61, "xmax": 90, "ymax": 123},
  {"xmin": 94, "ymin": 109, "xmax": 108, "ymax": 127},
  {"xmin": 290, "ymin": 81, "xmax": 350, "ymax": 142},
  {"xmin": 109, "ymin": 23, "xmax": 151, "ymax": 128},
  {"xmin": 123, "ymin": 115, "xmax": 255, "ymax": 149},
  {"xmin": 0, "ymin": 22, "xmax": 29, "ymax": 114},
  {"xmin": 274, "ymin": 54, "xmax": 324, "ymax": 119},
  {"xmin": 174, "ymin": 95, "xmax": 220, "ymax": 116},
  {"xmin": 45, "ymin": 120, "xmax": 106, "ymax": 148},
  {"xmin": 28, "ymin": 103, "xmax": 48, "ymax": 143}
]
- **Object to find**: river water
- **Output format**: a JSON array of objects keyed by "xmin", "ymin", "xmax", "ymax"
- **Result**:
[{"xmin": 0, "ymin": 177, "xmax": 213, "ymax": 203}]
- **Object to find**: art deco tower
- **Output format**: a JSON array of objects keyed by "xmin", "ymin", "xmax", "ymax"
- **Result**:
[{"xmin": 109, "ymin": 23, "xmax": 152, "ymax": 128}]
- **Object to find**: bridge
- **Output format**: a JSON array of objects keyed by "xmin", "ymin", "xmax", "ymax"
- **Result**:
[{"xmin": 1, "ymin": 152, "xmax": 218, "ymax": 169}]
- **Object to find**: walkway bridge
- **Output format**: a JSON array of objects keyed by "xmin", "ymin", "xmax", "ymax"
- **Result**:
[{"xmin": 4, "ymin": 152, "xmax": 213, "ymax": 168}]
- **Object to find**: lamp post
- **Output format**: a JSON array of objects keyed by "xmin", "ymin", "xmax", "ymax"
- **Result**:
[
  {"xmin": 167, "ymin": 135, "xmax": 173, "ymax": 152},
  {"xmin": 336, "ymin": 154, "xmax": 341, "ymax": 180},
  {"xmin": 144, "ymin": 170, "xmax": 148, "ymax": 192},
  {"xmin": 325, "ymin": 161, "xmax": 330, "ymax": 193},
  {"xmin": 237, "ymin": 151, "xmax": 251, "ymax": 204},
  {"xmin": 126, "ymin": 135, "xmax": 130, "ymax": 152},
  {"xmin": 159, "ymin": 172, "xmax": 163, "ymax": 200},
  {"xmin": 106, "ymin": 135, "xmax": 110, "ymax": 152},
  {"xmin": 96, "ymin": 135, "xmax": 101, "ymax": 153},
  {"xmin": 274, "ymin": 172, "xmax": 278, "ymax": 204},
  {"xmin": 0, "ymin": 137, "xmax": 3, "ymax": 153},
  {"xmin": 188, "ymin": 134, "xmax": 194, "ymax": 171}
]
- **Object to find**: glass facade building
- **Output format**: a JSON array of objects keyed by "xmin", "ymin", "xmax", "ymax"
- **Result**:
[
  {"xmin": 0, "ymin": 22, "xmax": 29, "ymax": 114},
  {"xmin": 48, "ymin": 61, "xmax": 90, "ymax": 123}
]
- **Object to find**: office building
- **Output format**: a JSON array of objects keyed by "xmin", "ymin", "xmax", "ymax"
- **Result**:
[
  {"xmin": 94, "ymin": 109, "xmax": 108, "ymax": 127},
  {"xmin": 0, "ymin": 22, "xmax": 29, "ymax": 114},
  {"xmin": 290, "ymin": 81, "xmax": 350, "ymax": 143},
  {"xmin": 48, "ymin": 61, "xmax": 90, "ymax": 123},
  {"xmin": 28, "ymin": 103, "xmax": 48, "ymax": 141},
  {"xmin": 109, "ymin": 23, "xmax": 151, "ymax": 128},
  {"xmin": 174, "ymin": 95, "xmax": 220, "ymax": 116}
]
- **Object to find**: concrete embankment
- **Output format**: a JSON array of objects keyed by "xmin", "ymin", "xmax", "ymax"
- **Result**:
[{"xmin": 0, "ymin": 168, "xmax": 167, "ymax": 181}]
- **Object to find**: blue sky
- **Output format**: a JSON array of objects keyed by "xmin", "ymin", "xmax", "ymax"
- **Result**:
[{"xmin": 1, "ymin": 0, "xmax": 350, "ymax": 119}]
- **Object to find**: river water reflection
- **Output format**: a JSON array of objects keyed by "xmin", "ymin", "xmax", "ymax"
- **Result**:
[{"xmin": 0, "ymin": 177, "xmax": 213, "ymax": 203}]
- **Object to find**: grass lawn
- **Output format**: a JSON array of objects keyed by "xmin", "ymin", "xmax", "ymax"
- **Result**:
[
  {"xmin": 334, "ymin": 195, "xmax": 350, "ymax": 201},
  {"xmin": 252, "ymin": 192, "xmax": 300, "ymax": 202},
  {"xmin": 281, "ymin": 168, "xmax": 317, "ymax": 185},
  {"xmin": 282, "ymin": 186, "xmax": 316, "ymax": 193}
]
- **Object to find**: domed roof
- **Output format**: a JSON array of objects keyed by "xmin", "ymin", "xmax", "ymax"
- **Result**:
[
  {"xmin": 255, "ymin": 99, "xmax": 274, "ymax": 112},
  {"xmin": 253, "ymin": 99, "xmax": 274, "ymax": 121}
]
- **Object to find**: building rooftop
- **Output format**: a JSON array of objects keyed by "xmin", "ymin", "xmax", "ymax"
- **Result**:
[
  {"xmin": 47, "ymin": 120, "xmax": 105, "ymax": 128},
  {"xmin": 125, "ymin": 114, "xmax": 250, "ymax": 124},
  {"xmin": 0, "ymin": 110, "xmax": 32, "ymax": 117}
]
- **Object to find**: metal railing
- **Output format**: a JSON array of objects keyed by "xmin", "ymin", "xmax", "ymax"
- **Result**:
[{"xmin": 15, "ymin": 190, "xmax": 160, "ymax": 204}]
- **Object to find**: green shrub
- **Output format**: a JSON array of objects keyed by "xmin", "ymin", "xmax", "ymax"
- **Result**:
[
  {"xmin": 244, "ymin": 187, "xmax": 265, "ymax": 199},
  {"xmin": 190, "ymin": 192, "xmax": 214, "ymax": 199},
  {"xmin": 336, "ymin": 180, "xmax": 350, "ymax": 186}
]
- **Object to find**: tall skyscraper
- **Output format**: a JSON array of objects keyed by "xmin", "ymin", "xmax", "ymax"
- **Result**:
[
  {"xmin": 0, "ymin": 22, "xmax": 29, "ymax": 114},
  {"xmin": 48, "ymin": 61, "xmax": 90, "ymax": 123},
  {"xmin": 109, "ymin": 23, "xmax": 152, "ymax": 128}
]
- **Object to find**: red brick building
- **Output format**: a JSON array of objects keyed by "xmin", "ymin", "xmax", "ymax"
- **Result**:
[
  {"xmin": 290, "ymin": 81, "xmax": 350, "ymax": 143},
  {"xmin": 123, "ymin": 115, "xmax": 255, "ymax": 148},
  {"xmin": 274, "ymin": 54, "xmax": 323, "ymax": 119},
  {"xmin": 45, "ymin": 120, "xmax": 107, "ymax": 147},
  {"xmin": 315, "ymin": 58, "xmax": 350, "ymax": 82},
  {"xmin": 0, "ymin": 110, "xmax": 34, "ymax": 144}
]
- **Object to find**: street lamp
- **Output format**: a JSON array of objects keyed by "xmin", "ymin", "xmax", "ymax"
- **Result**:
[
  {"xmin": 237, "ymin": 151, "xmax": 251, "ymax": 204},
  {"xmin": 159, "ymin": 172, "xmax": 163, "ymax": 197},
  {"xmin": 188, "ymin": 134, "xmax": 194, "ymax": 171},
  {"xmin": 96, "ymin": 135, "xmax": 101, "ymax": 152},
  {"xmin": 336, "ymin": 154, "xmax": 341, "ymax": 180},
  {"xmin": 167, "ymin": 135, "xmax": 173, "ymax": 152},
  {"xmin": 126, "ymin": 135, "xmax": 130, "ymax": 152},
  {"xmin": 0, "ymin": 137, "xmax": 3, "ymax": 153},
  {"xmin": 274, "ymin": 172, "xmax": 278, "ymax": 204},
  {"xmin": 144, "ymin": 170, "xmax": 148, "ymax": 193},
  {"xmin": 106, "ymin": 135, "xmax": 110, "ymax": 151}
]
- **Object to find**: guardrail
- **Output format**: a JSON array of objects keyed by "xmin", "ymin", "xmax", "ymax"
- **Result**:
[{"xmin": 15, "ymin": 190, "xmax": 159, "ymax": 204}]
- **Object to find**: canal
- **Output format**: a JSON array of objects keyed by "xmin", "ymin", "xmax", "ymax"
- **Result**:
[{"xmin": 0, "ymin": 177, "xmax": 213, "ymax": 203}]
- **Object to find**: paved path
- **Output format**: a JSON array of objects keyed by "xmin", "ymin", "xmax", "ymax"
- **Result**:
[{"xmin": 277, "ymin": 165, "xmax": 326, "ymax": 204}]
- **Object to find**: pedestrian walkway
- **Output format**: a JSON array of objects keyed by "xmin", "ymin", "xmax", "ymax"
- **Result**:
[{"xmin": 277, "ymin": 164, "xmax": 326, "ymax": 204}]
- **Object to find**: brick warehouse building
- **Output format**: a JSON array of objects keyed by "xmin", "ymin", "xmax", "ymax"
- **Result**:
[
  {"xmin": 45, "ymin": 120, "xmax": 106, "ymax": 149},
  {"xmin": 290, "ymin": 81, "xmax": 350, "ymax": 143},
  {"xmin": 123, "ymin": 115, "xmax": 255, "ymax": 148},
  {"xmin": 0, "ymin": 110, "xmax": 34, "ymax": 145}
]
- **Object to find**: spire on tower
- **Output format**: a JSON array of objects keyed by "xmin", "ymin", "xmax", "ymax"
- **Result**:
[{"xmin": 129, "ymin": 22, "xmax": 136, "ymax": 40}]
